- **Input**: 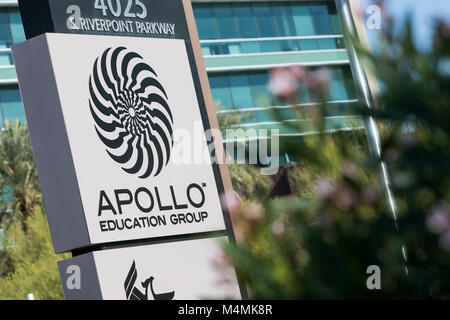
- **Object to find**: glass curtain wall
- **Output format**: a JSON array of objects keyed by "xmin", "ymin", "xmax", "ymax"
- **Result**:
[
  {"xmin": 211, "ymin": 65, "xmax": 357, "ymax": 124},
  {"xmin": 0, "ymin": 8, "xmax": 26, "ymax": 125},
  {"xmin": 0, "ymin": 8, "xmax": 26, "ymax": 65},
  {"xmin": 0, "ymin": 86, "xmax": 26, "ymax": 124},
  {"xmin": 194, "ymin": 1, "xmax": 345, "ymax": 56}
]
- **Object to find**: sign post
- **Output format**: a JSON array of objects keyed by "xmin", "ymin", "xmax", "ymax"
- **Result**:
[{"xmin": 13, "ymin": 0, "xmax": 243, "ymax": 300}]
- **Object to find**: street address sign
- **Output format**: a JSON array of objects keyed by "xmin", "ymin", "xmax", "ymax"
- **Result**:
[{"xmin": 19, "ymin": 0, "xmax": 187, "ymax": 40}]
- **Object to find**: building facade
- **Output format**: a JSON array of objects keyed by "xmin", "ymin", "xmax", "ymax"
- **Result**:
[
  {"xmin": 0, "ymin": 0, "xmax": 25, "ymax": 124},
  {"xmin": 0, "ymin": 0, "xmax": 363, "ymax": 164}
]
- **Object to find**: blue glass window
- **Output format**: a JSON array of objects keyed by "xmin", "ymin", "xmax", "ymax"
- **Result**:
[
  {"xmin": 201, "ymin": 45, "xmax": 211, "ymax": 56},
  {"xmin": 328, "ymin": 67, "xmax": 349, "ymax": 101},
  {"xmin": 242, "ymin": 110, "xmax": 260, "ymax": 124},
  {"xmin": 299, "ymin": 39, "xmax": 318, "ymax": 50},
  {"xmin": 232, "ymin": 4, "xmax": 259, "ymax": 38},
  {"xmin": 276, "ymin": 108, "xmax": 297, "ymax": 121},
  {"xmin": 252, "ymin": 5, "xmax": 278, "ymax": 37},
  {"xmin": 213, "ymin": 5, "xmax": 239, "ymax": 39},
  {"xmin": 0, "ymin": 51, "xmax": 13, "ymax": 65},
  {"xmin": 248, "ymin": 72, "xmax": 273, "ymax": 107},
  {"xmin": 241, "ymin": 41, "xmax": 261, "ymax": 54},
  {"xmin": 310, "ymin": 5, "xmax": 333, "ymax": 35},
  {"xmin": 227, "ymin": 43, "xmax": 241, "ymax": 54},
  {"xmin": 272, "ymin": 4, "xmax": 296, "ymax": 37},
  {"xmin": 327, "ymin": 3, "xmax": 342, "ymax": 34},
  {"xmin": 336, "ymin": 38, "xmax": 346, "ymax": 49},
  {"xmin": 260, "ymin": 40, "xmax": 281, "ymax": 53},
  {"xmin": 0, "ymin": 87, "xmax": 25, "ymax": 124},
  {"xmin": 280, "ymin": 39, "xmax": 301, "ymax": 52},
  {"xmin": 204, "ymin": 44, "xmax": 224, "ymax": 55},
  {"xmin": 317, "ymin": 38, "xmax": 337, "ymax": 50},
  {"xmin": 228, "ymin": 74, "xmax": 254, "ymax": 109},
  {"xmin": 254, "ymin": 110, "xmax": 275, "ymax": 123},
  {"xmin": 298, "ymin": 83, "xmax": 312, "ymax": 104},
  {"xmin": 0, "ymin": 10, "xmax": 13, "ymax": 49},
  {"xmin": 292, "ymin": 5, "xmax": 315, "ymax": 36},
  {"xmin": 328, "ymin": 66, "xmax": 358, "ymax": 102},
  {"xmin": 193, "ymin": 5, "xmax": 219, "ymax": 40},
  {"xmin": 194, "ymin": 2, "xmax": 343, "ymax": 55},
  {"xmin": 209, "ymin": 66, "xmax": 356, "ymax": 120},
  {"xmin": 209, "ymin": 76, "xmax": 233, "ymax": 109},
  {"xmin": 343, "ymin": 67, "xmax": 357, "ymax": 99},
  {"xmin": 9, "ymin": 11, "xmax": 25, "ymax": 44},
  {"xmin": 220, "ymin": 44, "xmax": 230, "ymax": 55}
]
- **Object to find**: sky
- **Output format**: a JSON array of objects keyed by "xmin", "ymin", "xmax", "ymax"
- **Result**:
[{"xmin": 359, "ymin": 0, "xmax": 450, "ymax": 51}]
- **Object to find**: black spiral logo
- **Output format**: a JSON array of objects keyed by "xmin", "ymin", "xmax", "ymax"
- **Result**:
[{"xmin": 89, "ymin": 47, "xmax": 173, "ymax": 178}]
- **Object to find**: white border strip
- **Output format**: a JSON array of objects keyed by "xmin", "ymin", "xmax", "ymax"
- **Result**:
[
  {"xmin": 222, "ymin": 126, "xmax": 366, "ymax": 143},
  {"xmin": 203, "ymin": 49, "xmax": 347, "ymax": 59},
  {"xmin": 200, "ymin": 34, "xmax": 343, "ymax": 44},
  {"xmin": 216, "ymin": 99, "xmax": 359, "ymax": 113},
  {"xmin": 0, "ymin": 65, "xmax": 15, "ymax": 69},
  {"xmin": 0, "ymin": 1, "xmax": 18, "ymax": 7},
  {"xmin": 206, "ymin": 60, "xmax": 350, "ymax": 73},
  {"xmin": 0, "ymin": 78, "xmax": 18, "ymax": 85},
  {"xmin": 0, "ymin": 64, "xmax": 17, "ymax": 85},
  {"xmin": 236, "ymin": 115, "xmax": 361, "ymax": 128}
]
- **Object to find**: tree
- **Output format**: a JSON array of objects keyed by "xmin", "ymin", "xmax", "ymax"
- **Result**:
[
  {"xmin": 0, "ymin": 120, "xmax": 41, "ymax": 228},
  {"xmin": 0, "ymin": 122, "xmax": 68, "ymax": 300},
  {"xmin": 216, "ymin": 106, "xmax": 274, "ymax": 201},
  {"xmin": 220, "ymin": 17, "xmax": 450, "ymax": 299},
  {"xmin": 0, "ymin": 207, "xmax": 70, "ymax": 300}
]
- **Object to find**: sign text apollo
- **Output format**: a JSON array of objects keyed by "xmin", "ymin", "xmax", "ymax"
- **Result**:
[{"xmin": 13, "ymin": 0, "xmax": 243, "ymax": 299}]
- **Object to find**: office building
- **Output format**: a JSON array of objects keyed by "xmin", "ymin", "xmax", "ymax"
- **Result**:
[{"xmin": 0, "ymin": 0, "xmax": 365, "ymax": 164}]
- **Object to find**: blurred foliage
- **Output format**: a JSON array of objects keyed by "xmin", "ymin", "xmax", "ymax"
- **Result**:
[
  {"xmin": 0, "ymin": 122, "xmax": 67, "ymax": 300},
  {"xmin": 291, "ymin": 129, "xmax": 376, "ymax": 198},
  {"xmin": 229, "ymin": 164, "xmax": 273, "ymax": 201},
  {"xmin": 0, "ymin": 207, "xmax": 69, "ymax": 300},
  {"xmin": 216, "ymin": 105, "xmax": 274, "ymax": 201},
  {"xmin": 216, "ymin": 105, "xmax": 248, "ymax": 130},
  {"xmin": 222, "ymin": 17, "xmax": 450, "ymax": 299},
  {"xmin": 0, "ymin": 120, "xmax": 42, "ymax": 229}
]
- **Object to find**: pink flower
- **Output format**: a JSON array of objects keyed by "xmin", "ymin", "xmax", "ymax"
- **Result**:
[
  {"xmin": 268, "ymin": 68, "xmax": 298, "ymax": 98},
  {"xmin": 242, "ymin": 203, "xmax": 265, "ymax": 222},
  {"xmin": 305, "ymin": 68, "xmax": 330, "ymax": 92},
  {"xmin": 271, "ymin": 221, "xmax": 286, "ymax": 237},
  {"xmin": 315, "ymin": 179, "xmax": 336, "ymax": 199},
  {"xmin": 336, "ymin": 184, "xmax": 358, "ymax": 211},
  {"xmin": 426, "ymin": 202, "xmax": 450, "ymax": 235},
  {"xmin": 210, "ymin": 251, "xmax": 231, "ymax": 269},
  {"xmin": 220, "ymin": 191, "xmax": 242, "ymax": 216},
  {"xmin": 210, "ymin": 251, "xmax": 236, "ymax": 287},
  {"xmin": 289, "ymin": 65, "xmax": 308, "ymax": 81},
  {"xmin": 383, "ymin": 148, "xmax": 400, "ymax": 163},
  {"xmin": 399, "ymin": 134, "xmax": 418, "ymax": 150},
  {"xmin": 341, "ymin": 160, "xmax": 357, "ymax": 178},
  {"xmin": 361, "ymin": 186, "xmax": 378, "ymax": 204}
]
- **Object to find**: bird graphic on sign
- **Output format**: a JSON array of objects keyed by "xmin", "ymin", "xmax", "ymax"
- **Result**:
[{"xmin": 124, "ymin": 261, "xmax": 175, "ymax": 300}]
